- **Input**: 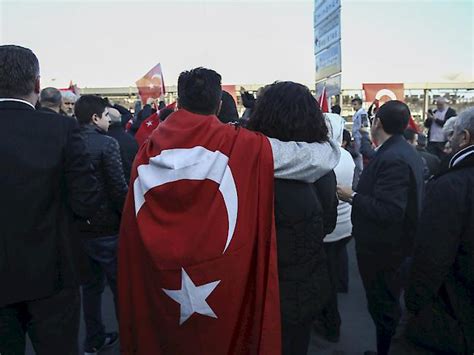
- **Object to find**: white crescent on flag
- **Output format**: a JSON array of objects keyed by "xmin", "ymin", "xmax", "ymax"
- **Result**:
[{"xmin": 133, "ymin": 146, "xmax": 238, "ymax": 254}]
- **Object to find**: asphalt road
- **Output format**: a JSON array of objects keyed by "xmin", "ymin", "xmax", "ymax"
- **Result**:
[{"xmin": 26, "ymin": 239, "xmax": 375, "ymax": 355}]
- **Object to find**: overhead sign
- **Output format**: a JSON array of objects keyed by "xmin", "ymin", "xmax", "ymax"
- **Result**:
[
  {"xmin": 316, "ymin": 74, "xmax": 341, "ymax": 98},
  {"xmin": 314, "ymin": 11, "xmax": 341, "ymax": 54},
  {"xmin": 314, "ymin": 0, "xmax": 341, "ymax": 26},
  {"xmin": 315, "ymin": 41, "xmax": 341, "ymax": 82}
]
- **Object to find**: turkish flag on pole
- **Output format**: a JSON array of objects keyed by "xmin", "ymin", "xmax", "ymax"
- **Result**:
[
  {"xmin": 363, "ymin": 83, "xmax": 420, "ymax": 132},
  {"xmin": 318, "ymin": 86, "xmax": 329, "ymax": 113},
  {"xmin": 118, "ymin": 109, "xmax": 281, "ymax": 354},
  {"xmin": 136, "ymin": 63, "xmax": 166, "ymax": 104}
]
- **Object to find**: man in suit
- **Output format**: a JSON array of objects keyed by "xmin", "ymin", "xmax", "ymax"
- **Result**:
[
  {"xmin": 338, "ymin": 101, "xmax": 425, "ymax": 355},
  {"xmin": 39, "ymin": 87, "xmax": 63, "ymax": 114},
  {"xmin": 106, "ymin": 106, "xmax": 138, "ymax": 184},
  {"xmin": 0, "ymin": 45, "xmax": 99, "ymax": 355},
  {"xmin": 424, "ymin": 97, "xmax": 457, "ymax": 158}
]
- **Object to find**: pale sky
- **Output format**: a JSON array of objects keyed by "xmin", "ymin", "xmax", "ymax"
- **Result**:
[{"xmin": 0, "ymin": 0, "xmax": 473, "ymax": 89}]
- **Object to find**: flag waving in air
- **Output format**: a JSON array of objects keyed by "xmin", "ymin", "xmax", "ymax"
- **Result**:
[
  {"xmin": 136, "ymin": 63, "xmax": 166, "ymax": 104},
  {"xmin": 318, "ymin": 86, "xmax": 329, "ymax": 113},
  {"xmin": 118, "ymin": 109, "xmax": 281, "ymax": 354}
]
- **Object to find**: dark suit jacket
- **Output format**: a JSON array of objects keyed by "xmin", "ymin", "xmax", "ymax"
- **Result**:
[
  {"xmin": 107, "ymin": 123, "xmax": 138, "ymax": 184},
  {"xmin": 352, "ymin": 135, "xmax": 425, "ymax": 264},
  {"xmin": 0, "ymin": 100, "xmax": 99, "ymax": 306}
]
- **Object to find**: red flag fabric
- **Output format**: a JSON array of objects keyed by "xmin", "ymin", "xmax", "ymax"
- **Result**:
[
  {"xmin": 363, "ymin": 83, "xmax": 404, "ymax": 103},
  {"xmin": 118, "ymin": 109, "xmax": 281, "ymax": 355},
  {"xmin": 318, "ymin": 87, "xmax": 329, "ymax": 113},
  {"xmin": 408, "ymin": 116, "xmax": 420, "ymax": 133},
  {"xmin": 135, "ymin": 102, "xmax": 177, "ymax": 147},
  {"xmin": 136, "ymin": 63, "xmax": 166, "ymax": 104},
  {"xmin": 364, "ymin": 84, "xmax": 420, "ymax": 133},
  {"xmin": 135, "ymin": 112, "xmax": 159, "ymax": 147}
]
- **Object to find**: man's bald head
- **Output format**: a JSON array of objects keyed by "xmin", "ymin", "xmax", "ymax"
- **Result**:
[
  {"xmin": 40, "ymin": 87, "xmax": 62, "ymax": 113},
  {"xmin": 107, "ymin": 106, "xmax": 121, "ymax": 123},
  {"xmin": 436, "ymin": 97, "xmax": 448, "ymax": 111}
]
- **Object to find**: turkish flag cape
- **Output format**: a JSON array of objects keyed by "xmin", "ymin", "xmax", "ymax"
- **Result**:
[{"xmin": 118, "ymin": 109, "xmax": 281, "ymax": 354}]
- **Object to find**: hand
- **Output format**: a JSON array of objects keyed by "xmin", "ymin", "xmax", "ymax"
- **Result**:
[
  {"xmin": 427, "ymin": 111, "xmax": 434, "ymax": 119},
  {"xmin": 359, "ymin": 126, "xmax": 369, "ymax": 134},
  {"xmin": 337, "ymin": 185, "xmax": 353, "ymax": 203}
]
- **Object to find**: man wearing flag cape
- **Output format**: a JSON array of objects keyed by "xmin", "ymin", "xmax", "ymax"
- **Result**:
[{"xmin": 118, "ymin": 67, "xmax": 341, "ymax": 354}]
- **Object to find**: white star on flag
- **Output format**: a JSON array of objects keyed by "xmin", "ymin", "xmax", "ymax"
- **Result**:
[
  {"xmin": 163, "ymin": 268, "xmax": 220, "ymax": 325},
  {"xmin": 148, "ymin": 83, "xmax": 155, "ymax": 89},
  {"xmin": 146, "ymin": 121, "xmax": 153, "ymax": 127}
]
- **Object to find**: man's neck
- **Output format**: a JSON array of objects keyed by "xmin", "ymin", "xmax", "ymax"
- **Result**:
[
  {"xmin": 376, "ymin": 132, "xmax": 392, "ymax": 146},
  {"xmin": 43, "ymin": 105, "xmax": 60, "ymax": 113}
]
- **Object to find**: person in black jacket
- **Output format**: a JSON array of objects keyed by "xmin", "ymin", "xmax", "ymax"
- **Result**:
[
  {"xmin": 390, "ymin": 108, "xmax": 474, "ymax": 355},
  {"xmin": 416, "ymin": 133, "xmax": 441, "ymax": 177},
  {"xmin": 338, "ymin": 101, "xmax": 425, "ymax": 355},
  {"xmin": 0, "ymin": 45, "xmax": 99, "ymax": 355},
  {"xmin": 75, "ymin": 95, "xmax": 128, "ymax": 354},
  {"xmin": 248, "ymin": 81, "xmax": 338, "ymax": 355},
  {"xmin": 106, "ymin": 106, "xmax": 138, "ymax": 184},
  {"xmin": 39, "ymin": 87, "xmax": 63, "ymax": 114}
]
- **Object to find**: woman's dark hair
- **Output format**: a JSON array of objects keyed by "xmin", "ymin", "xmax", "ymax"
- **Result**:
[
  {"xmin": 247, "ymin": 81, "xmax": 329, "ymax": 143},
  {"xmin": 218, "ymin": 91, "xmax": 239, "ymax": 123}
]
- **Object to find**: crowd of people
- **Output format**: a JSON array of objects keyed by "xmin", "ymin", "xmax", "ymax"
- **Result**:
[{"xmin": 0, "ymin": 44, "xmax": 473, "ymax": 355}]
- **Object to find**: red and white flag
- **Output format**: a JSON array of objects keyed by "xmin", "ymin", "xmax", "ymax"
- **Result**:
[
  {"xmin": 118, "ymin": 109, "xmax": 281, "ymax": 354},
  {"xmin": 136, "ymin": 63, "xmax": 166, "ymax": 104},
  {"xmin": 318, "ymin": 86, "xmax": 329, "ymax": 113},
  {"xmin": 363, "ymin": 83, "xmax": 420, "ymax": 132},
  {"xmin": 134, "ymin": 102, "xmax": 177, "ymax": 147}
]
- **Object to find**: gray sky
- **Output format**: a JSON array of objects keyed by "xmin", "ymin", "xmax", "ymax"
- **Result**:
[{"xmin": 1, "ymin": 0, "xmax": 473, "ymax": 89}]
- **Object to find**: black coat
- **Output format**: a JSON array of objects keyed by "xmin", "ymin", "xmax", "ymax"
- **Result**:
[
  {"xmin": 417, "ymin": 147, "xmax": 441, "ymax": 177},
  {"xmin": 405, "ymin": 145, "xmax": 474, "ymax": 353},
  {"xmin": 107, "ymin": 122, "xmax": 138, "ymax": 184},
  {"xmin": 77, "ymin": 125, "xmax": 128, "ymax": 237},
  {"xmin": 0, "ymin": 100, "xmax": 99, "ymax": 306},
  {"xmin": 352, "ymin": 135, "xmax": 425, "ymax": 264},
  {"xmin": 275, "ymin": 171, "xmax": 338, "ymax": 325}
]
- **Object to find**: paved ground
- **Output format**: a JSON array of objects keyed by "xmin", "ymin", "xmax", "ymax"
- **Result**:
[{"xmin": 26, "ymin": 239, "xmax": 375, "ymax": 355}]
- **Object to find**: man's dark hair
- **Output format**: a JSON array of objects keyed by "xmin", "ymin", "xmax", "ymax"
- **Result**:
[
  {"xmin": 351, "ymin": 97, "xmax": 363, "ymax": 105},
  {"xmin": 159, "ymin": 108, "xmax": 174, "ymax": 122},
  {"xmin": 177, "ymin": 67, "xmax": 222, "ymax": 115},
  {"xmin": 403, "ymin": 128, "xmax": 417, "ymax": 142},
  {"xmin": 247, "ymin": 81, "xmax": 329, "ymax": 143},
  {"xmin": 0, "ymin": 45, "xmax": 40, "ymax": 98},
  {"xmin": 331, "ymin": 104, "xmax": 342, "ymax": 115},
  {"xmin": 74, "ymin": 95, "xmax": 107, "ymax": 125},
  {"xmin": 40, "ymin": 87, "xmax": 62, "ymax": 107},
  {"xmin": 376, "ymin": 100, "xmax": 410, "ymax": 135}
]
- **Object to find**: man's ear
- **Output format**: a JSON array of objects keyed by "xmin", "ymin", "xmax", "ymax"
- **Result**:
[
  {"xmin": 91, "ymin": 113, "xmax": 99, "ymax": 124},
  {"xmin": 460, "ymin": 129, "xmax": 472, "ymax": 149},
  {"xmin": 34, "ymin": 77, "xmax": 40, "ymax": 94},
  {"xmin": 216, "ymin": 100, "xmax": 223, "ymax": 115}
]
